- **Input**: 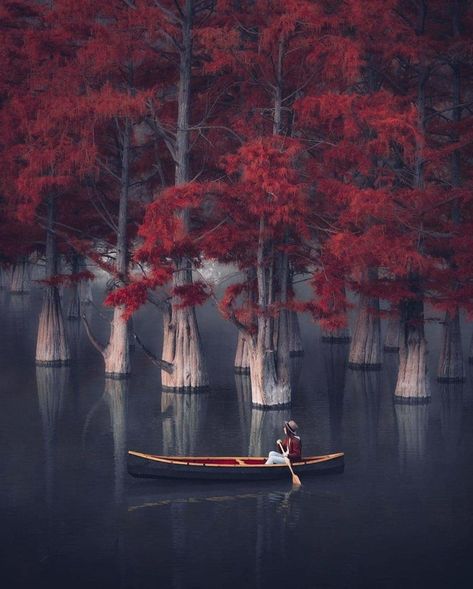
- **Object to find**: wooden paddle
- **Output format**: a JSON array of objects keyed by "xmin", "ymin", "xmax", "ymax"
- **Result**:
[{"xmin": 278, "ymin": 441, "xmax": 302, "ymax": 487}]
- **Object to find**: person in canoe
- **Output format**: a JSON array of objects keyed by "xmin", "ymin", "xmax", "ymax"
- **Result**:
[{"xmin": 265, "ymin": 420, "xmax": 302, "ymax": 465}]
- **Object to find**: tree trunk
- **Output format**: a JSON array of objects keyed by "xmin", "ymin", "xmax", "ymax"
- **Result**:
[
  {"xmin": 80, "ymin": 280, "xmax": 93, "ymax": 304},
  {"xmin": 36, "ymin": 196, "xmax": 70, "ymax": 366},
  {"xmin": 248, "ymin": 216, "xmax": 292, "ymax": 407},
  {"xmin": 160, "ymin": 1, "xmax": 207, "ymax": 390},
  {"xmin": 234, "ymin": 331, "xmax": 250, "ymax": 373},
  {"xmin": 248, "ymin": 345, "xmax": 291, "ymax": 408},
  {"xmin": 67, "ymin": 253, "xmax": 81, "ymax": 319},
  {"xmin": 394, "ymin": 296, "xmax": 430, "ymax": 400},
  {"xmin": 104, "ymin": 306, "xmax": 130, "ymax": 378},
  {"xmin": 437, "ymin": 309, "xmax": 464, "ymax": 382},
  {"xmin": 161, "ymin": 301, "xmax": 208, "ymax": 390},
  {"xmin": 10, "ymin": 257, "xmax": 30, "ymax": 294},
  {"xmin": 348, "ymin": 291, "xmax": 382, "ymax": 370},
  {"xmin": 104, "ymin": 118, "xmax": 131, "ymax": 378},
  {"xmin": 288, "ymin": 310, "xmax": 304, "ymax": 356},
  {"xmin": 384, "ymin": 316, "xmax": 401, "ymax": 351}
]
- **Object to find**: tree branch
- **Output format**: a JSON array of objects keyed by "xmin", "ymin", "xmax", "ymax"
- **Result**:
[
  {"xmin": 133, "ymin": 332, "xmax": 174, "ymax": 373},
  {"xmin": 81, "ymin": 313, "xmax": 105, "ymax": 356}
]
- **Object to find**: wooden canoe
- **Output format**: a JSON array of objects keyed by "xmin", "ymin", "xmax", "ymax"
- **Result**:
[{"xmin": 127, "ymin": 450, "xmax": 344, "ymax": 481}]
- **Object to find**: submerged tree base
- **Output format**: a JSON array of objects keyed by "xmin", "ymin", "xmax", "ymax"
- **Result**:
[
  {"xmin": 394, "ymin": 395, "xmax": 431, "ymax": 406},
  {"xmin": 437, "ymin": 376, "xmax": 465, "ymax": 383},
  {"xmin": 251, "ymin": 400, "xmax": 292, "ymax": 410},
  {"xmin": 105, "ymin": 371, "xmax": 131, "ymax": 380},
  {"xmin": 35, "ymin": 359, "xmax": 71, "ymax": 367},
  {"xmin": 234, "ymin": 366, "xmax": 250, "ymax": 374},
  {"xmin": 348, "ymin": 362, "xmax": 382, "ymax": 371},
  {"xmin": 161, "ymin": 384, "xmax": 210, "ymax": 394}
]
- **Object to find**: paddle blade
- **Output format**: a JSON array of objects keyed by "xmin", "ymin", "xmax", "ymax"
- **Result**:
[{"xmin": 292, "ymin": 473, "xmax": 302, "ymax": 487}]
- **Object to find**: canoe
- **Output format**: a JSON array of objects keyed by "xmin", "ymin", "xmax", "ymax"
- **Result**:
[{"xmin": 127, "ymin": 450, "xmax": 344, "ymax": 481}]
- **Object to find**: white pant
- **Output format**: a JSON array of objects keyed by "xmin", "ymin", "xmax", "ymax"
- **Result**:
[{"xmin": 265, "ymin": 451, "xmax": 287, "ymax": 465}]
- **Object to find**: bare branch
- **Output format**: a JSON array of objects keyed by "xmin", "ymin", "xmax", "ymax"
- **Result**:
[
  {"xmin": 133, "ymin": 332, "xmax": 174, "ymax": 373},
  {"xmin": 81, "ymin": 313, "xmax": 105, "ymax": 356}
]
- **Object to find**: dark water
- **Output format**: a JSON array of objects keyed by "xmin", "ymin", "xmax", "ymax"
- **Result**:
[{"xmin": 1, "ymin": 282, "xmax": 473, "ymax": 589}]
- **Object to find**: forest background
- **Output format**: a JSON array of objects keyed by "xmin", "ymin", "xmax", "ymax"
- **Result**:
[{"xmin": 1, "ymin": 0, "xmax": 473, "ymax": 408}]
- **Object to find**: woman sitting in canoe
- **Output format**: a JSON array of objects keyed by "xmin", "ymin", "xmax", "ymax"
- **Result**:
[{"xmin": 265, "ymin": 420, "xmax": 302, "ymax": 465}]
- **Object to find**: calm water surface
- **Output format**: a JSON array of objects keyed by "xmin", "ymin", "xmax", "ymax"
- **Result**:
[{"xmin": 1, "ymin": 283, "xmax": 473, "ymax": 588}]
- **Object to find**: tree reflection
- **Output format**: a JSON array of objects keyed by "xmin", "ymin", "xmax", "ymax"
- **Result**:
[
  {"xmin": 161, "ymin": 391, "xmax": 209, "ymax": 456},
  {"xmin": 249, "ymin": 407, "xmax": 290, "ymax": 457},
  {"xmin": 104, "ymin": 378, "xmax": 128, "ymax": 504},
  {"xmin": 36, "ymin": 366, "xmax": 70, "ymax": 508},
  {"xmin": 322, "ymin": 342, "xmax": 348, "ymax": 448},
  {"xmin": 394, "ymin": 399, "xmax": 430, "ymax": 473}
]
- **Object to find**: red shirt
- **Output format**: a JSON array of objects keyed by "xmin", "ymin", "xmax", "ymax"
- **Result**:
[{"xmin": 279, "ymin": 435, "xmax": 302, "ymax": 461}]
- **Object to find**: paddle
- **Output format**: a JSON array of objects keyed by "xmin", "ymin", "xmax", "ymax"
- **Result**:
[{"xmin": 278, "ymin": 441, "xmax": 302, "ymax": 487}]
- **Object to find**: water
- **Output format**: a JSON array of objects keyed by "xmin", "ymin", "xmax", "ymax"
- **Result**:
[{"xmin": 1, "ymin": 283, "xmax": 473, "ymax": 588}]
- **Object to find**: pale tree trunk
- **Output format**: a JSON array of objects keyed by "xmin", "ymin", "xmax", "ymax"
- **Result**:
[
  {"xmin": 82, "ymin": 121, "xmax": 131, "ymax": 378},
  {"xmin": 36, "ymin": 196, "xmax": 70, "ymax": 366},
  {"xmin": 384, "ymin": 316, "xmax": 401, "ymax": 351},
  {"xmin": 248, "ymin": 218, "xmax": 291, "ymax": 408},
  {"xmin": 395, "ymin": 63, "xmax": 430, "ymax": 400},
  {"xmin": 234, "ymin": 331, "xmax": 250, "ymax": 373},
  {"xmin": 394, "ymin": 296, "xmax": 430, "ymax": 400},
  {"xmin": 234, "ymin": 270, "xmax": 255, "ymax": 372},
  {"xmin": 104, "ymin": 119, "xmax": 131, "ymax": 378},
  {"xmin": 10, "ymin": 257, "xmax": 30, "ymax": 294},
  {"xmin": 160, "ymin": 1, "xmax": 207, "ymax": 390},
  {"xmin": 161, "ymin": 299, "xmax": 208, "ymax": 390},
  {"xmin": 67, "ymin": 253, "xmax": 81, "ymax": 319},
  {"xmin": 437, "ymin": 309, "xmax": 464, "ymax": 382},
  {"xmin": 348, "ymin": 289, "xmax": 382, "ymax": 370}
]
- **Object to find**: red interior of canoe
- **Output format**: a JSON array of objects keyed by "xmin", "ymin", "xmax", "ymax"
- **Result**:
[{"xmin": 164, "ymin": 457, "xmax": 292, "ymax": 465}]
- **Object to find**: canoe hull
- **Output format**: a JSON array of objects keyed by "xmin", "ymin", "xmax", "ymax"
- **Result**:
[{"xmin": 127, "ymin": 452, "xmax": 344, "ymax": 481}]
